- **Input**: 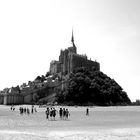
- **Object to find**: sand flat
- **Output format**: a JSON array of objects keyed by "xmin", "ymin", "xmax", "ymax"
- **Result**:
[{"xmin": 0, "ymin": 105, "xmax": 140, "ymax": 139}]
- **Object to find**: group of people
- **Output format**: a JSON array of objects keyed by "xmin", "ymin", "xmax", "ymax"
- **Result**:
[
  {"xmin": 10, "ymin": 105, "xmax": 15, "ymax": 111},
  {"xmin": 19, "ymin": 105, "xmax": 37, "ymax": 115},
  {"xmin": 11, "ymin": 105, "xmax": 89, "ymax": 119},
  {"xmin": 45, "ymin": 107, "xmax": 70, "ymax": 121}
]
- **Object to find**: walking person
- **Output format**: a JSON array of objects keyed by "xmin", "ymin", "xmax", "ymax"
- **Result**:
[
  {"xmin": 52, "ymin": 108, "xmax": 57, "ymax": 121},
  {"xmin": 31, "ymin": 105, "xmax": 34, "ymax": 114},
  {"xmin": 45, "ymin": 107, "xmax": 50, "ymax": 120},
  {"xmin": 24, "ymin": 108, "xmax": 26, "ymax": 114},
  {"xmin": 62, "ymin": 108, "xmax": 66, "ymax": 120},
  {"xmin": 59, "ymin": 108, "xmax": 63, "ymax": 120},
  {"xmin": 27, "ymin": 108, "xmax": 30, "ymax": 115},
  {"xmin": 50, "ymin": 108, "xmax": 53, "ymax": 121},
  {"xmin": 19, "ymin": 107, "xmax": 23, "ymax": 115},
  {"xmin": 65, "ymin": 109, "xmax": 70, "ymax": 120},
  {"xmin": 86, "ymin": 107, "xmax": 89, "ymax": 116},
  {"xmin": 10, "ymin": 105, "xmax": 13, "ymax": 111}
]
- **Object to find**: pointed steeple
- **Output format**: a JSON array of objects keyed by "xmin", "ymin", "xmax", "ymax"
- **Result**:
[
  {"xmin": 70, "ymin": 28, "xmax": 77, "ymax": 53},
  {"xmin": 71, "ymin": 29, "xmax": 74, "ymax": 43},
  {"xmin": 71, "ymin": 29, "xmax": 76, "ymax": 48}
]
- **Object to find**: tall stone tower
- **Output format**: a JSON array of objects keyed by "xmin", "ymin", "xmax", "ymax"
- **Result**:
[
  {"xmin": 58, "ymin": 30, "xmax": 77, "ymax": 74},
  {"xmin": 49, "ymin": 30, "xmax": 100, "ymax": 76}
]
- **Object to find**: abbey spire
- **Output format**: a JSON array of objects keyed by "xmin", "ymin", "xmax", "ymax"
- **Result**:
[
  {"xmin": 71, "ymin": 29, "xmax": 74, "ymax": 43},
  {"xmin": 71, "ymin": 29, "xmax": 76, "ymax": 48}
]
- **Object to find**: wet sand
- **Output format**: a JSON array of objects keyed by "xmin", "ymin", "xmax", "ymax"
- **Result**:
[{"xmin": 0, "ymin": 105, "xmax": 140, "ymax": 139}]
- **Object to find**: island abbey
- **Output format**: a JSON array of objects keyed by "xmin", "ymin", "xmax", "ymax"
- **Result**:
[
  {"xmin": 0, "ymin": 31, "xmax": 100, "ymax": 105},
  {"xmin": 49, "ymin": 31, "xmax": 100, "ymax": 76}
]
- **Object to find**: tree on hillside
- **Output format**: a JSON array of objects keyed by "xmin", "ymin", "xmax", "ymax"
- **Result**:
[
  {"xmin": 56, "ymin": 67, "xmax": 131, "ymax": 105},
  {"xmin": 35, "ymin": 75, "xmax": 46, "ymax": 82}
]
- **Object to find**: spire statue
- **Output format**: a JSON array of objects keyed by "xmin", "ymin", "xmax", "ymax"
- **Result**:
[
  {"xmin": 71, "ymin": 29, "xmax": 76, "ymax": 49},
  {"xmin": 71, "ymin": 29, "xmax": 74, "ymax": 43}
]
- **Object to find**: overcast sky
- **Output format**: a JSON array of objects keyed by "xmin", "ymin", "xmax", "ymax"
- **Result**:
[{"xmin": 0, "ymin": 0, "xmax": 140, "ymax": 101}]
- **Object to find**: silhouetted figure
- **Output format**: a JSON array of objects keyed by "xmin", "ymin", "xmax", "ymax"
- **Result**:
[
  {"xmin": 27, "ymin": 108, "xmax": 30, "ymax": 115},
  {"xmin": 59, "ymin": 108, "xmax": 63, "ymax": 120},
  {"xmin": 63, "ymin": 108, "xmax": 66, "ymax": 120},
  {"xmin": 45, "ymin": 107, "xmax": 50, "ymax": 120},
  {"xmin": 50, "ymin": 108, "xmax": 53, "ymax": 120},
  {"xmin": 31, "ymin": 105, "xmax": 34, "ymax": 114},
  {"xmin": 11, "ymin": 105, "xmax": 15, "ymax": 111},
  {"xmin": 65, "ymin": 109, "xmax": 70, "ymax": 120},
  {"xmin": 13, "ymin": 107, "xmax": 15, "ymax": 111},
  {"xmin": 10, "ymin": 106, "xmax": 13, "ymax": 111},
  {"xmin": 24, "ymin": 108, "xmax": 26, "ymax": 114},
  {"xmin": 52, "ymin": 108, "xmax": 57, "ymax": 120},
  {"xmin": 86, "ymin": 108, "xmax": 89, "ymax": 116},
  {"xmin": 19, "ymin": 107, "xmax": 23, "ymax": 115}
]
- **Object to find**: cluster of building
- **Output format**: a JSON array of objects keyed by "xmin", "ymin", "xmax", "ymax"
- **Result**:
[
  {"xmin": 0, "ymin": 31, "xmax": 100, "ymax": 105},
  {"xmin": 49, "ymin": 31, "xmax": 100, "ymax": 77},
  {"xmin": 0, "ymin": 76, "xmax": 58, "ymax": 105}
]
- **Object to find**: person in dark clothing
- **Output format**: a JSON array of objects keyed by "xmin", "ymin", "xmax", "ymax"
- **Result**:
[
  {"xmin": 27, "ymin": 108, "xmax": 30, "ymax": 115},
  {"xmin": 19, "ymin": 107, "xmax": 23, "ymax": 115},
  {"xmin": 63, "ymin": 108, "xmax": 66, "ymax": 120},
  {"xmin": 65, "ymin": 109, "xmax": 70, "ymax": 119},
  {"xmin": 31, "ymin": 105, "xmax": 34, "ymax": 114},
  {"xmin": 86, "ymin": 108, "xmax": 89, "ymax": 116},
  {"xmin": 45, "ymin": 107, "xmax": 50, "ymax": 120},
  {"xmin": 10, "ymin": 106, "xmax": 13, "ymax": 111},
  {"xmin": 50, "ymin": 108, "xmax": 53, "ymax": 120},
  {"xmin": 52, "ymin": 108, "xmax": 57, "ymax": 121},
  {"xmin": 59, "ymin": 108, "xmax": 63, "ymax": 120},
  {"xmin": 24, "ymin": 108, "xmax": 26, "ymax": 114}
]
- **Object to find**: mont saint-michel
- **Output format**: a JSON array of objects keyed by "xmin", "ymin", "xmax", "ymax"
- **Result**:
[
  {"xmin": 49, "ymin": 31, "xmax": 100, "ymax": 76},
  {"xmin": 0, "ymin": 32, "xmax": 130, "ymax": 105}
]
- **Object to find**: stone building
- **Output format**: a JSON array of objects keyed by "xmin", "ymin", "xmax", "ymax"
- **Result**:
[
  {"xmin": 0, "ymin": 95, "xmax": 4, "ymax": 104},
  {"xmin": 49, "ymin": 30, "xmax": 100, "ymax": 76},
  {"xmin": 3, "ymin": 93, "xmax": 24, "ymax": 105},
  {"xmin": 0, "ymin": 31, "xmax": 100, "ymax": 105},
  {"xmin": 2, "ymin": 86, "xmax": 24, "ymax": 105}
]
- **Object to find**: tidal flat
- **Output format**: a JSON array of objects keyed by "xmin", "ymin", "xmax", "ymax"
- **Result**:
[{"xmin": 0, "ymin": 105, "xmax": 140, "ymax": 139}]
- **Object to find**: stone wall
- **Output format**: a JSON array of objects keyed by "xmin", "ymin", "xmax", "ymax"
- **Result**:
[
  {"xmin": 0, "ymin": 95, "xmax": 4, "ymax": 104},
  {"xmin": 3, "ymin": 94, "xmax": 24, "ymax": 105},
  {"xmin": 24, "ymin": 93, "xmax": 33, "ymax": 104},
  {"xmin": 72, "ymin": 54, "xmax": 100, "ymax": 72},
  {"xmin": 50, "ymin": 44, "xmax": 100, "ymax": 76},
  {"xmin": 50, "ymin": 61, "xmax": 61, "ymax": 74}
]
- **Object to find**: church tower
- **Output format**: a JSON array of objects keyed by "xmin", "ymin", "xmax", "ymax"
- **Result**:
[{"xmin": 71, "ymin": 29, "xmax": 77, "ymax": 54}]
